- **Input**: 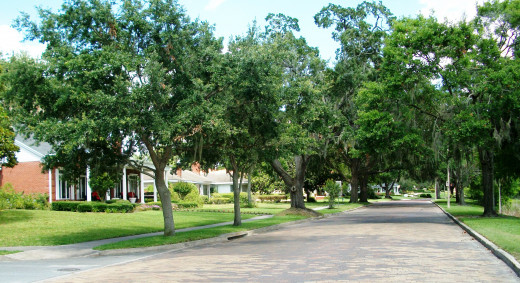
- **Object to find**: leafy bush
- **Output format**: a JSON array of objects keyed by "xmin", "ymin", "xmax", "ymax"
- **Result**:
[
  {"xmin": 77, "ymin": 203, "xmax": 93, "ymax": 212},
  {"xmin": 135, "ymin": 204, "xmax": 162, "ymax": 211},
  {"xmin": 200, "ymin": 195, "xmax": 209, "ymax": 203},
  {"xmin": 207, "ymin": 197, "xmax": 231, "ymax": 204},
  {"xmin": 420, "ymin": 193, "xmax": 432, "ymax": 198},
  {"xmin": 324, "ymin": 179, "xmax": 341, "ymax": 209},
  {"xmin": 219, "ymin": 192, "xmax": 249, "ymax": 205},
  {"xmin": 51, "ymin": 201, "xmax": 83, "ymax": 211},
  {"xmin": 184, "ymin": 189, "xmax": 204, "ymax": 206},
  {"xmin": 367, "ymin": 188, "xmax": 379, "ymax": 199},
  {"xmin": 257, "ymin": 195, "xmax": 287, "ymax": 203},
  {"xmin": 170, "ymin": 182, "xmax": 198, "ymax": 199},
  {"xmin": 145, "ymin": 185, "xmax": 154, "ymax": 193},
  {"xmin": 177, "ymin": 202, "xmax": 200, "ymax": 209},
  {"xmin": 89, "ymin": 172, "xmax": 119, "ymax": 201},
  {"xmin": 0, "ymin": 183, "xmax": 49, "ymax": 210}
]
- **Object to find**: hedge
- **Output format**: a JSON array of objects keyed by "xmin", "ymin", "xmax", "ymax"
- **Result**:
[
  {"xmin": 257, "ymin": 195, "xmax": 287, "ymax": 203},
  {"xmin": 54, "ymin": 201, "xmax": 135, "ymax": 213},
  {"xmin": 207, "ymin": 197, "xmax": 231, "ymax": 204},
  {"xmin": 51, "ymin": 201, "xmax": 83, "ymax": 211}
]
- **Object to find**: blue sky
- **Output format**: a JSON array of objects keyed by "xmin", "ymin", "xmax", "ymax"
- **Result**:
[{"xmin": 0, "ymin": 0, "xmax": 483, "ymax": 62}]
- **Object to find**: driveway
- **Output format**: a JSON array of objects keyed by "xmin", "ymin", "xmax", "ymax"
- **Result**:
[{"xmin": 44, "ymin": 200, "xmax": 519, "ymax": 282}]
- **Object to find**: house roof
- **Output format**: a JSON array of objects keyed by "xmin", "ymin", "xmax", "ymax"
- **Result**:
[
  {"xmin": 142, "ymin": 169, "xmax": 248, "ymax": 185},
  {"xmin": 205, "ymin": 170, "xmax": 238, "ymax": 184},
  {"xmin": 14, "ymin": 135, "xmax": 53, "ymax": 158}
]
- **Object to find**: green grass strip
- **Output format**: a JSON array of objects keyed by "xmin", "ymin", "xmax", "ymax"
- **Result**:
[
  {"xmin": 0, "ymin": 210, "xmax": 255, "ymax": 246},
  {"xmin": 435, "ymin": 199, "xmax": 520, "ymax": 262},
  {"xmin": 94, "ymin": 215, "xmax": 306, "ymax": 250},
  {"xmin": 0, "ymin": 250, "xmax": 21, "ymax": 255}
]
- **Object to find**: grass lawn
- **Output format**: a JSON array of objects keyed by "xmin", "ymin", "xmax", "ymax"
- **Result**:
[
  {"xmin": 196, "ymin": 201, "xmax": 362, "ymax": 215},
  {"xmin": 0, "ymin": 250, "xmax": 21, "ymax": 255},
  {"xmin": 435, "ymin": 199, "xmax": 520, "ymax": 261},
  {"xmin": 0, "ymin": 210, "xmax": 255, "ymax": 247},
  {"xmin": 94, "ymin": 215, "xmax": 307, "ymax": 250},
  {"xmin": 95, "ymin": 202, "xmax": 365, "ymax": 250}
]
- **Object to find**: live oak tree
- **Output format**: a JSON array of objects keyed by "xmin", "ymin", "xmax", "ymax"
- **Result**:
[
  {"xmin": 264, "ymin": 14, "xmax": 329, "ymax": 210},
  {"xmin": 202, "ymin": 24, "xmax": 283, "ymax": 226},
  {"xmin": 315, "ymin": 1, "xmax": 394, "ymax": 203},
  {"xmin": 383, "ymin": 9, "xmax": 520, "ymax": 216},
  {"xmin": 0, "ymin": 62, "xmax": 19, "ymax": 168},
  {"xmin": 4, "ymin": 0, "xmax": 222, "ymax": 235}
]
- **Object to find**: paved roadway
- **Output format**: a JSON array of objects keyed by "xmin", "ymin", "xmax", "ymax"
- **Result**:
[{"xmin": 3, "ymin": 200, "xmax": 520, "ymax": 282}]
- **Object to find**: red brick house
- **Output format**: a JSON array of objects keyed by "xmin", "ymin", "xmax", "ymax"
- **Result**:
[{"xmin": 0, "ymin": 136, "xmax": 149, "ymax": 204}]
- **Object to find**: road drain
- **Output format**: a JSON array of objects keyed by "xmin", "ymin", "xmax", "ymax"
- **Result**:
[
  {"xmin": 58, "ymin": 268, "xmax": 81, "ymax": 272},
  {"xmin": 227, "ymin": 233, "xmax": 247, "ymax": 241}
]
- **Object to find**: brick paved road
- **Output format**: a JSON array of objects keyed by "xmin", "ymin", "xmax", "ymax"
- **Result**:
[{"xmin": 50, "ymin": 200, "xmax": 519, "ymax": 282}]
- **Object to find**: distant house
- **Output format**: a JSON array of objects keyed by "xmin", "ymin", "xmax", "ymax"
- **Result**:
[
  {"xmin": 142, "ymin": 163, "xmax": 249, "ymax": 200},
  {"xmin": 1, "ymin": 137, "xmax": 248, "ymax": 204}
]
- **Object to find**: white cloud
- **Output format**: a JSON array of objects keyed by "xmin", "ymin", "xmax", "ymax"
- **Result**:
[
  {"xmin": 0, "ymin": 25, "xmax": 46, "ymax": 59},
  {"xmin": 205, "ymin": 0, "xmax": 227, "ymax": 11},
  {"xmin": 419, "ymin": 0, "xmax": 485, "ymax": 23}
]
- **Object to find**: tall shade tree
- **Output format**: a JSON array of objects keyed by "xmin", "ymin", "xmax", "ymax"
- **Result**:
[
  {"xmin": 201, "ymin": 24, "xmax": 283, "ymax": 226},
  {"xmin": 383, "ymin": 13, "xmax": 520, "ymax": 216},
  {"xmin": 0, "ymin": 62, "xmax": 19, "ymax": 168},
  {"xmin": 4, "ymin": 0, "xmax": 222, "ymax": 235},
  {"xmin": 315, "ymin": 1, "xmax": 394, "ymax": 202},
  {"xmin": 264, "ymin": 14, "xmax": 329, "ymax": 210}
]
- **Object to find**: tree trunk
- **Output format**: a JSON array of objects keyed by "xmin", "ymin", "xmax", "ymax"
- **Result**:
[
  {"xmin": 359, "ymin": 175, "xmax": 368, "ymax": 203},
  {"xmin": 455, "ymin": 166, "xmax": 465, "ymax": 205},
  {"xmin": 155, "ymin": 168, "xmax": 175, "ymax": 236},
  {"xmin": 349, "ymin": 159, "xmax": 360, "ymax": 203},
  {"xmin": 384, "ymin": 187, "xmax": 391, "ymax": 199},
  {"xmin": 247, "ymin": 167, "xmax": 253, "ymax": 205},
  {"xmin": 292, "ymin": 156, "xmax": 307, "ymax": 209},
  {"xmin": 435, "ymin": 177, "xmax": 440, "ymax": 200},
  {"xmin": 230, "ymin": 155, "xmax": 242, "ymax": 226},
  {"xmin": 478, "ymin": 147, "xmax": 497, "ymax": 217},
  {"xmin": 271, "ymin": 155, "xmax": 309, "ymax": 209}
]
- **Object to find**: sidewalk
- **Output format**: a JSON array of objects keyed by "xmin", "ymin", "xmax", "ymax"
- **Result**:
[{"xmin": 1, "ymin": 214, "xmax": 275, "ymax": 261}]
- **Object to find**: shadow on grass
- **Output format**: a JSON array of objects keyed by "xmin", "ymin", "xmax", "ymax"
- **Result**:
[
  {"xmin": 35, "ymin": 227, "xmax": 164, "ymax": 246},
  {"xmin": 0, "ymin": 210, "xmax": 34, "ymax": 224}
]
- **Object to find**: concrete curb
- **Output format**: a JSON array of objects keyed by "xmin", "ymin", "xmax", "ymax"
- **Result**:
[
  {"xmin": 98, "ymin": 204, "xmax": 367, "ymax": 256},
  {"xmin": 432, "ymin": 201, "xmax": 520, "ymax": 278}
]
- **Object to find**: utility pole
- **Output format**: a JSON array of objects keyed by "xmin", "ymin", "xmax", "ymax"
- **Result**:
[{"xmin": 447, "ymin": 161, "xmax": 450, "ymax": 209}]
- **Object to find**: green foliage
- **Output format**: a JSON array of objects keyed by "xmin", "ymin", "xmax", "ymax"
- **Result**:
[
  {"xmin": 53, "ymin": 200, "xmax": 134, "ymax": 213},
  {"xmin": 51, "ymin": 201, "xmax": 83, "ymax": 212},
  {"xmin": 0, "ymin": 183, "xmax": 49, "ymax": 210},
  {"xmin": 419, "ymin": 193, "xmax": 432, "ymax": 198},
  {"xmin": 207, "ymin": 197, "xmax": 231, "ymax": 204},
  {"xmin": 184, "ymin": 189, "xmax": 204, "ymax": 206},
  {"xmin": 171, "ymin": 182, "xmax": 198, "ymax": 199},
  {"xmin": 251, "ymin": 170, "xmax": 284, "ymax": 194},
  {"xmin": 324, "ymin": 179, "xmax": 340, "ymax": 208},
  {"xmin": 88, "ymin": 172, "xmax": 119, "ymax": 201},
  {"xmin": 145, "ymin": 185, "xmax": 154, "ymax": 193},
  {"xmin": 0, "ymin": 106, "xmax": 19, "ymax": 168},
  {"xmin": 219, "ymin": 192, "xmax": 249, "ymax": 205},
  {"xmin": 257, "ymin": 195, "xmax": 287, "ymax": 203},
  {"xmin": 176, "ymin": 202, "xmax": 200, "ymax": 209}
]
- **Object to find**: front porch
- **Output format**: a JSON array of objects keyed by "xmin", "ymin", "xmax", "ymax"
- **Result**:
[{"xmin": 54, "ymin": 166, "xmax": 148, "ymax": 204}]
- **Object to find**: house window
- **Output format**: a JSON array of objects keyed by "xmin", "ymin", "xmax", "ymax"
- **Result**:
[
  {"xmin": 58, "ymin": 173, "xmax": 71, "ymax": 200},
  {"xmin": 114, "ymin": 180, "xmax": 123, "ymax": 198},
  {"xmin": 78, "ymin": 176, "xmax": 87, "ymax": 200},
  {"xmin": 128, "ymin": 174, "xmax": 139, "ymax": 198}
]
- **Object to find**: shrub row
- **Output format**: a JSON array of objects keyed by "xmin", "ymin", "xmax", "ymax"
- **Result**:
[
  {"xmin": 52, "ymin": 201, "xmax": 135, "ymax": 213},
  {"xmin": 206, "ymin": 197, "xmax": 231, "ymax": 204},
  {"xmin": 257, "ymin": 195, "xmax": 287, "ymax": 203},
  {"xmin": 0, "ymin": 183, "xmax": 49, "ymax": 210},
  {"xmin": 419, "ymin": 193, "xmax": 432, "ymax": 198}
]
